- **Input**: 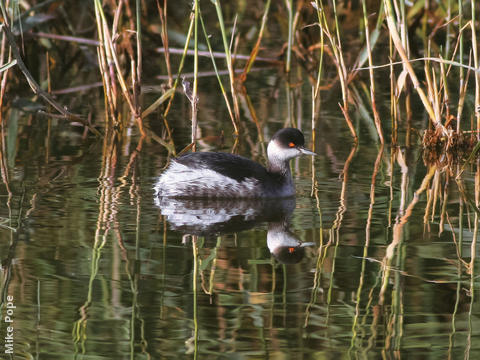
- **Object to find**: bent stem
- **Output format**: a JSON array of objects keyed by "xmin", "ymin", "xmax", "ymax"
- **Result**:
[
  {"xmin": 241, "ymin": 0, "xmax": 271, "ymax": 79},
  {"xmin": 383, "ymin": 0, "xmax": 447, "ymax": 135},
  {"xmin": 0, "ymin": 7, "xmax": 76, "ymax": 120}
]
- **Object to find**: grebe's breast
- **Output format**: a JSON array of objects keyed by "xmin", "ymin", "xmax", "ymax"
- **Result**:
[{"xmin": 155, "ymin": 152, "xmax": 294, "ymax": 198}]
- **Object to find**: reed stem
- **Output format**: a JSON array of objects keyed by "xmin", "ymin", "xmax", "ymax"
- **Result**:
[
  {"xmin": 192, "ymin": 0, "xmax": 199, "ymax": 150},
  {"xmin": 361, "ymin": 0, "xmax": 384, "ymax": 144},
  {"xmin": 471, "ymin": 0, "xmax": 480, "ymax": 138},
  {"xmin": 285, "ymin": 0, "xmax": 293, "ymax": 73},
  {"xmin": 199, "ymin": 8, "xmax": 236, "ymax": 133},
  {"xmin": 383, "ymin": 0, "xmax": 447, "ymax": 135},
  {"xmin": 457, "ymin": 0, "xmax": 464, "ymax": 132},
  {"xmin": 211, "ymin": 0, "xmax": 240, "ymax": 125},
  {"xmin": 156, "ymin": 0, "xmax": 173, "ymax": 87},
  {"xmin": 241, "ymin": 0, "xmax": 271, "ymax": 78}
]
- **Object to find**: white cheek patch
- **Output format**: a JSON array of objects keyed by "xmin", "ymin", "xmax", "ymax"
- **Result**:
[
  {"xmin": 155, "ymin": 161, "xmax": 261, "ymax": 197},
  {"xmin": 267, "ymin": 140, "xmax": 301, "ymax": 162}
]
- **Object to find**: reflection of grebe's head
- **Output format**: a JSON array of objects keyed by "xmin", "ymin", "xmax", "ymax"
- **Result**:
[
  {"xmin": 267, "ymin": 224, "xmax": 315, "ymax": 265},
  {"xmin": 271, "ymin": 246, "xmax": 306, "ymax": 264}
]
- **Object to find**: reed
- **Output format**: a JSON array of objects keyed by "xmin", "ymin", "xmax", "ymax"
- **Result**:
[
  {"xmin": 157, "ymin": 0, "xmax": 173, "ymax": 89},
  {"xmin": 0, "ymin": 3, "xmax": 74, "ymax": 119},
  {"xmin": 3, "ymin": 0, "xmax": 478, "ymax": 152},
  {"xmin": 312, "ymin": 2, "xmax": 324, "ymax": 99},
  {"xmin": 95, "ymin": 0, "xmax": 136, "ymax": 116},
  {"xmin": 192, "ymin": 0, "xmax": 199, "ymax": 150},
  {"xmin": 199, "ymin": 9, "xmax": 236, "ymax": 133},
  {"xmin": 361, "ymin": 0, "xmax": 384, "ymax": 144},
  {"xmin": 211, "ymin": 0, "xmax": 240, "ymax": 126},
  {"xmin": 285, "ymin": 0, "xmax": 294, "ymax": 73},
  {"xmin": 471, "ymin": 0, "xmax": 480, "ymax": 138},
  {"xmin": 160, "ymin": 6, "xmax": 195, "ymax": 146},
  {"xmin": 240, "ymin": 0, "xmax": 272, "ymax": 80},
  {"xmin": 313, "ymin": 0, "xmax": 357, "ymax": 141},
  {"xmin": 383, "ymin": 0, "xmax": 446, "ymax": 135},
  {"xmin": 457, "ymin": 0, "xmax": 465, "ymax": 132},
  {"xmin": 135, "ymin": 0, "xmax": 143, "ymax": 110}
]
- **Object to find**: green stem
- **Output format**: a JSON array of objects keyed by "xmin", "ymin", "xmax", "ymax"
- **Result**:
[
  {"xmin": 285, "ymin": 0, "xmax": 293, "ymax": 73},
  {"xmin": 192, "ymin": 0, "xmax": 199, "ymax": 150}
]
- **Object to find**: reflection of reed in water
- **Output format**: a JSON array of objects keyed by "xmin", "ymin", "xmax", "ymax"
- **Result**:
[{"xmin": 155, "ymin": 197, "xmax": 314, "ymax": 264}]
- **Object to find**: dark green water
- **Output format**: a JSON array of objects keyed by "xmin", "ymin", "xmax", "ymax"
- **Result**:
[
  {"xmin": 0, "ymin": 4, "xmax": 479, "ymax": 358},
  {"xmin": 0, "ymin": 67, "xmax": 478, "ymax": 359}
]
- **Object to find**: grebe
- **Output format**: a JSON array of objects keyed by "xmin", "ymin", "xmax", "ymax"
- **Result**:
[{"xmin": 154, "ymin": 128, "xmax": 316, "ymax": 198}]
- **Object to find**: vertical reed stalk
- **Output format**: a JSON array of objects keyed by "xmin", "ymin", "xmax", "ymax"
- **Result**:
[
  {"xmin": 94, "ymin": 2, "xmax": 116, "ymax": 118},
  {"xmin": 389, "ymin": 31, "xmax": 398, "ymax": 145},
  {"xmin": 285, "ymin": 0, "xmax": 293, "ymax": 73},
  {"xmin": 441, "ymin": 56, "xmax": 453, "ymax": 123},
  {"xmin": 94, "ymin": 0, "xmax": 136, "ymax": 117},
  {"xmin": 312, "ymin": 0, "xmax": 325, "ymax": 99},
  {"xmin": 45, "ymin": 52, "xmax": 52, "ymax": 163},
  {"xmin": 457, "ymin": 0, "xmax": 464, "ymax": 132},
  {"xmin": 162, "ymin": 10, "xmax": 195, "ymax": 142},
  {"xmin": 471, "ymin": 0, "xmax": 480, "ymax": 138},
  {"xmin": 192, "ymin": 0, "xmax": 199, "ymax": 150},
  {"xmin": 398, "ymin": 0, "xmax": 409, "ymax": 54},
  {"xmin": 330, "ymin": 0, "xmax": 355, "ymax": 141},
  {"xmin": 311, "ymin": 86, "xmax": 316, "ymax": 197},
  {"xmin": 361, "ymin": 0, "xmax": 384, "ymax": 144},
  {"xmin": 0, "ymin": 0, "xmax": 11, "ymax": 127},
  {"xmin": 156, "ymin": 0, "xmax": 172, "ymax": 87},
  {"xmin": 211, "ymin": 0, "xmax": 240, "ymax": 124},
  {"xmin": 135, "ymin": 0, "xmax": 142, "ymax": 87},
  {"xmin": 199, "ymin": 9, "xmax": 236, "ymax": 133},
  {"xmin": 314, "ymin": 1, "xmax": 356, "ymax": 141},
  {"xmin": 445, "ymin": 0, "xmax": 452, "ymax": 57}
]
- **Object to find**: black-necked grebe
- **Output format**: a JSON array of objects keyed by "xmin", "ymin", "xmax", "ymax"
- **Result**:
[{"xmin": 154, "ymin": 128, "xmax": 316, "ymax": 198}]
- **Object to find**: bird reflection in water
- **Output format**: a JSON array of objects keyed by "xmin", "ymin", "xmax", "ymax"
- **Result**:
[{"xmin": 155, "ymin": 197, "xmax": 315, "ymax": 264}]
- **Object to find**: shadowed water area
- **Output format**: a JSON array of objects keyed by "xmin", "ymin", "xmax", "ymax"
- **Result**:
[{"xmin": 0, "ymin": 2, "xmax": 479, "ymax": 359}]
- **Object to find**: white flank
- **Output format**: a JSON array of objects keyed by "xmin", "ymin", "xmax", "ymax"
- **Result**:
[{"xmin": 155, "ymin": 161, "xmax": 260, "ymax": 197}]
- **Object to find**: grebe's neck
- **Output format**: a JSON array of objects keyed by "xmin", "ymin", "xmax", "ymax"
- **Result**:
[
  {"xmin": 267, "ymin": 141, "xmax": 293, "ymax": 176},
  {"xmin": 267, "ymin": 157, "xmax": 291, "ymax": 175}
]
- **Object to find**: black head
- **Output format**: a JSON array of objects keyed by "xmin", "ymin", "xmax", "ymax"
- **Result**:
[
  {"xmin": 267, "ymin": 128, "xmax": 316, "ymax": 164},
  {"xmin": 271, "ymin": 128, "xmax": 306, "ymax": 149}
]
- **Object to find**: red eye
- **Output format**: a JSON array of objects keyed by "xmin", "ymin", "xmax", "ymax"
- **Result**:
[
  {"xmin": 288, "ymin": 142, "xmax": 295, "ymax": 148},
  {"xmin": 288, "ymin": 247, "xmax": 295, "ymax": 253}
]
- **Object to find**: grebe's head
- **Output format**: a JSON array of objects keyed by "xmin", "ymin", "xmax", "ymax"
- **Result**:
[{"xmin": 267, "ymin": 128, "xmax": 316, "ymax": 163}]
